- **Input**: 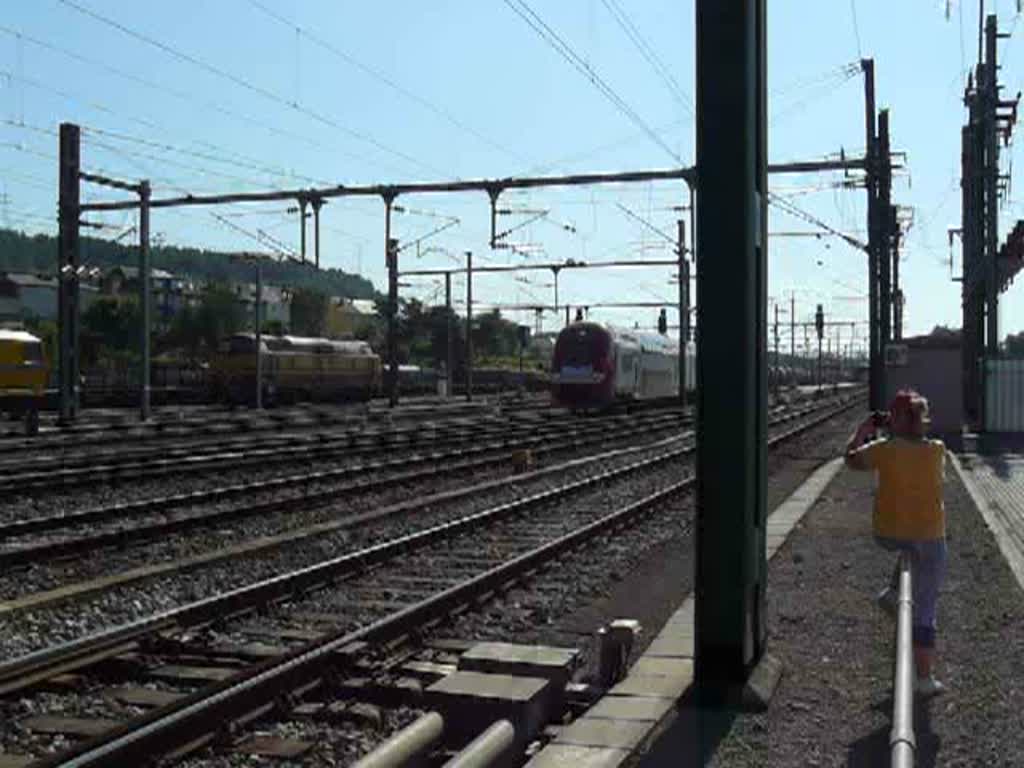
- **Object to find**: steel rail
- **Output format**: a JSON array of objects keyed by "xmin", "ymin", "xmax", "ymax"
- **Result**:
[
  {"xmin": 891, "ymin": 553, "xmax": 916, "ymax": 768},
  {"xmin": 0, "ymin": 411, "xmax": 689, "ymax": 562},
  {"xmin": 0, "ymin": 400, "xmax": 832, "ymax": 688},
  {"xmin": 0, "ymin": 432, "xmax": 699, "ymax": 697},
  {"xmin": 0, "ymin": 404, "xmax": 658, "ymax": 493},
  {"xmin": 0, "ymin": 409, "xmax": 685, "ymax": 535},
  {"xmin": 29, "ymin": 396, "xmax": 862, "ymax": 768},
  {"xmin": 0, "ymin": 395, "xmax": 548, "ymax": 456}
]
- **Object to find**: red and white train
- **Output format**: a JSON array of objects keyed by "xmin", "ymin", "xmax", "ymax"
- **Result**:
[{"xmin": 550, "ymin": 322, "xmax": 695, "ymax": 409}]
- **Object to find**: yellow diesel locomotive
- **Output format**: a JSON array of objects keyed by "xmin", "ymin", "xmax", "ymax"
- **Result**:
[
  {"xmin": 211, "ymin": 333, "xmax": 381, "ymax": 404},
  {"xmin": 0, "ymin": 329, "xmax": 48, "ymax": 434}
]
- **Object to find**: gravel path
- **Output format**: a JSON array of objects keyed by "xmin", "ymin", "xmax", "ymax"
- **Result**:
[{"xmin": 690, "ymin": 465, "xmax": 1024, "ymax": 767}]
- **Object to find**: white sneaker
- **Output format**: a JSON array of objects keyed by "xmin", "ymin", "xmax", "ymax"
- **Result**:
[
  {"xmin": 876, "ymin": 587, "xmax": 897, "ymax": 619},
  {"xmin": 915, "ymin": 676, "xmax": 946, "ymax": 698}
]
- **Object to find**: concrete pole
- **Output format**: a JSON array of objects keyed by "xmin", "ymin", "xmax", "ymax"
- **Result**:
[{"xmin": 139, "ymin": 180, "xmax": 151, "ymax": 421}]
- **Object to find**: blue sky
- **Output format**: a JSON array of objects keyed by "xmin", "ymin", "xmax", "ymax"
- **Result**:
[{"xmin": 2, "ymin": 1, "xmax": 1023, "ymax": 352}]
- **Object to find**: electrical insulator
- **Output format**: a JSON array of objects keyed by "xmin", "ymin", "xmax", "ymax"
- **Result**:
[{"xmin": 815, "ymin": 304, "xmax": 825, "ymax": 340}]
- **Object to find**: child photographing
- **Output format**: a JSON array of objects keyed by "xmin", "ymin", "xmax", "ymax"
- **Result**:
[{"xmin": 844, "ymin": 389, "xmax": 947, "ymax": 697}]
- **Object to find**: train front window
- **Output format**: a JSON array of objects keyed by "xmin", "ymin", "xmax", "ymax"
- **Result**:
[
  {"xmin": 560, "ymin": 329, "xmax": 600, "ymax": 367},
  {"xmin": 23, "ymin": 342, "xmax": 43, "ymax": 363}
]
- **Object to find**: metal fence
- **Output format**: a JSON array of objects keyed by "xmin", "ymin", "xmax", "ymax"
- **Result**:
[{"xmin": 984, "ymin": 358, "xmax": 1024, "ymax": 432}]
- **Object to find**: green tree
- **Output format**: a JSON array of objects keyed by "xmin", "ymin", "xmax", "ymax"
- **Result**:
[
  {"xmin": 0, "ymin": 227, "xmax": 377, "ymax": 298},
  {"xmin": 290, "ymin": 288, "xmax": 328, "ymax": 336},
  {"xmin": 81, "ymin": 298, "xmax": 141, "ymax": 368},
  {"xmin": 194, "ymin": 284, "xmax": 245, "ymax": 350},
  {"xmin": 1005, "ymin": 331, "xmax": 1024, "ymax": 357}
]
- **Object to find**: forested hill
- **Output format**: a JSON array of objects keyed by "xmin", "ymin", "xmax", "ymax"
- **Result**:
[{"xmin": 0, "ymin": 228, "xmax": 377, "ymax": 298}]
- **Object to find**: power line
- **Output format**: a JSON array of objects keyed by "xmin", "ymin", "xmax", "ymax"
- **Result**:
[
  {"xmin": 849, "ymin": 0, "xmax": 863, "ymax": 59},
  {"xmin": 0, "ymin": 23, "xmax": 329, "ymax": 152},
  {"xmin": 502, "ymin": 0, "xmax": 681, "ymax": 163},
  {"xmin": 0, "ymin": 68, "xmax": 332, "ymax": 186},
  {"xmin": 245, "ymin": 0, "xmax": 531, "ymax": 166},
  {"xmin": 81, "ymin": 125, "xmax": 334, "ymax": 186},
  {"xmin": 769, "ymin": 192, "xmax": 868, "ymax": 252},
  {"xmin": 599, "ymin": 0, "xmax": 695, "ymax": 117},
  {"xmin": 57, "ymin": 0, "xmax": 444, "ymax": 177}
]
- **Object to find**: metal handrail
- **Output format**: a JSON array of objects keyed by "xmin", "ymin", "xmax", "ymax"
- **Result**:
[{"xmin": 891, "ymin": 552, "xmax": 916, "ymax": 768}]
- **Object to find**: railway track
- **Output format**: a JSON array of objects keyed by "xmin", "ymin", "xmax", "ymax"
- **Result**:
[
  {"xmin": 0, "ymin": 402, "xmax": 622, "ymax": 494},
  {"xmin": 0, "ymin": 394, "xmax": 541, "ymax": 456},
  {"xmin": 0, "ymin": 408, "xmax": 692, "ymax": 568},
  {"xmin": 0, "ymin": 395, "xmax": 861, "ymax": 768}
]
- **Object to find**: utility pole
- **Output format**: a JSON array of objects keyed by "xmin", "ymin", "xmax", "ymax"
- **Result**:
[
  {"xmin": 312, "ymin": 198, "xmax": 323, "ymax": 270},
  {"xmin": 863, "ymin": 58, "xmax": 883, "ymax": 411},
  {"xmin": 816, "ymin": 304, "xmax": 825, "ymax": 390},
  {"xmin": 139, "ymin": 180, "xmax": 151, "ymax": 421},
  {"xmin": 299, "ymin": 197, "xmax": 308, "ymax": 263},
  {"xmin": 878, "ymin": 110, "xmax": 893, "ymax": 358},
  {"xmin": 58, "ymin": 122, "xmax": 81, "ymax": 424},
  {"xmin": 695, "ymin": 0, "xmax": 768, "ymax": 703},
  {"xmin": 255, "ymin": 259, "xmax": 263, "ymax": 410},
  {"xmin": 445, "ymin": 270, "xmax": 453, "ymax": 400},
  {"xmin": 985, "ymin": 14, "xmax": 999, "ymax": 358},
  {"xmin": 679, "ymin": 219, "xmax": 690, "ymax": 406},
  {"xmin": 384, "ymin": 195, "xmax": 398, "ymax": 408},
  {"xmin": 789, "ymin": 294, "xmax": 796, "ymax": 389},
  {"xmin": 551, "ymin": 266, "xmax": 561, "ymax": 323},
  {"xmin": 465, "ymin": 251, "xmax": 473, "ymax": 402},
  {"xmin": 773, "ymin": 302, "xmax": 779, "ymax": 396},
  {"xmin": 892, "ymin": 206, "xmax": 903, "ymax": 340},
  {"xmin": 961, "ymin": 13, "xmax": 1017, "ymax": 425}
]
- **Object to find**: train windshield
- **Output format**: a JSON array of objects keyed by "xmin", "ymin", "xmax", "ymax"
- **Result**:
[
  {"xmin": 23, "ymin": 342, "xmax": 43, "ymax": 363},
  {"xmin": 554, "ymin": 325, "xmax": 609, "ymax": 371}
]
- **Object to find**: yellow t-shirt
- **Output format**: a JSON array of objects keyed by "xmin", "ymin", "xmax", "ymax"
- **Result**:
[{"xmin": 858, "ymin": 437, "xmax": 946, "ymax": 540}]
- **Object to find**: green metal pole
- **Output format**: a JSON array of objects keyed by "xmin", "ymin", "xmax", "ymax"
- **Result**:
[{"xmin": 695, "ymin": 0, "xmax": 768, "ymax": 702}]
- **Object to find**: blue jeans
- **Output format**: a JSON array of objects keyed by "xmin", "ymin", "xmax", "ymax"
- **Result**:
[{"xmin": 875, "ymin": 536, "xmax": 947, "ymax": 648}]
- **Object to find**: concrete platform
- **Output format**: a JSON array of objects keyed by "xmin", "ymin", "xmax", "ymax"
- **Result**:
[
  {"xmin": 632, "ymin": 453, "xmax": 1024, "ymax": 766},
  {"xmin": 425, "ymin": 670, "xmax": 552, "ymax": 748},
  {"xmin": 524, "ymin": 458, "xmax": 845, "ymax": 768},
  {"xmin": 950, "ymin": 452, "xmax": 1024, "ymax": 590}
]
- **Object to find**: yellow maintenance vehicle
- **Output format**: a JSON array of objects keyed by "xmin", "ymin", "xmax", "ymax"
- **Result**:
[{"xmin": 0, "ymin": 329, "xmax": 48, "ymax": 434}]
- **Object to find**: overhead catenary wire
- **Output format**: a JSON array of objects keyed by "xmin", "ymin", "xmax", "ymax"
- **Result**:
[
  {"xmin": 849, "ymin": 0, "xmax": 863, "ymax": 59},
  {"xmin": 56, "ymin": 0, "xmax": 445, "ymax": 178},
  {"xmin": 0, "ymin": 69, "xmax": 333, "ymax": 186},
  {"xmin": 598, "ymin": 0, "xmax": 695, "ymax": 117},
  {"xmin": 0, "ymin": 23, "xmax": 329, "ymax": 152},
  {"xmin": 245, "ymin": 0, "xmax": 531, "ymax": 166},
  {"xmin": 501, "ymin": 0, "xmax": 682, "ymax": 164}
]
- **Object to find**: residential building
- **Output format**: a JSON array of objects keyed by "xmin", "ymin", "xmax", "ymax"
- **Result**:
[
  {"xmin": 0, "ymin": 271, "xmax": 99, "ymax": 322},
  {"xmin": 325, "ymin": 297, "xmax": 376, "ymax": 339}
]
